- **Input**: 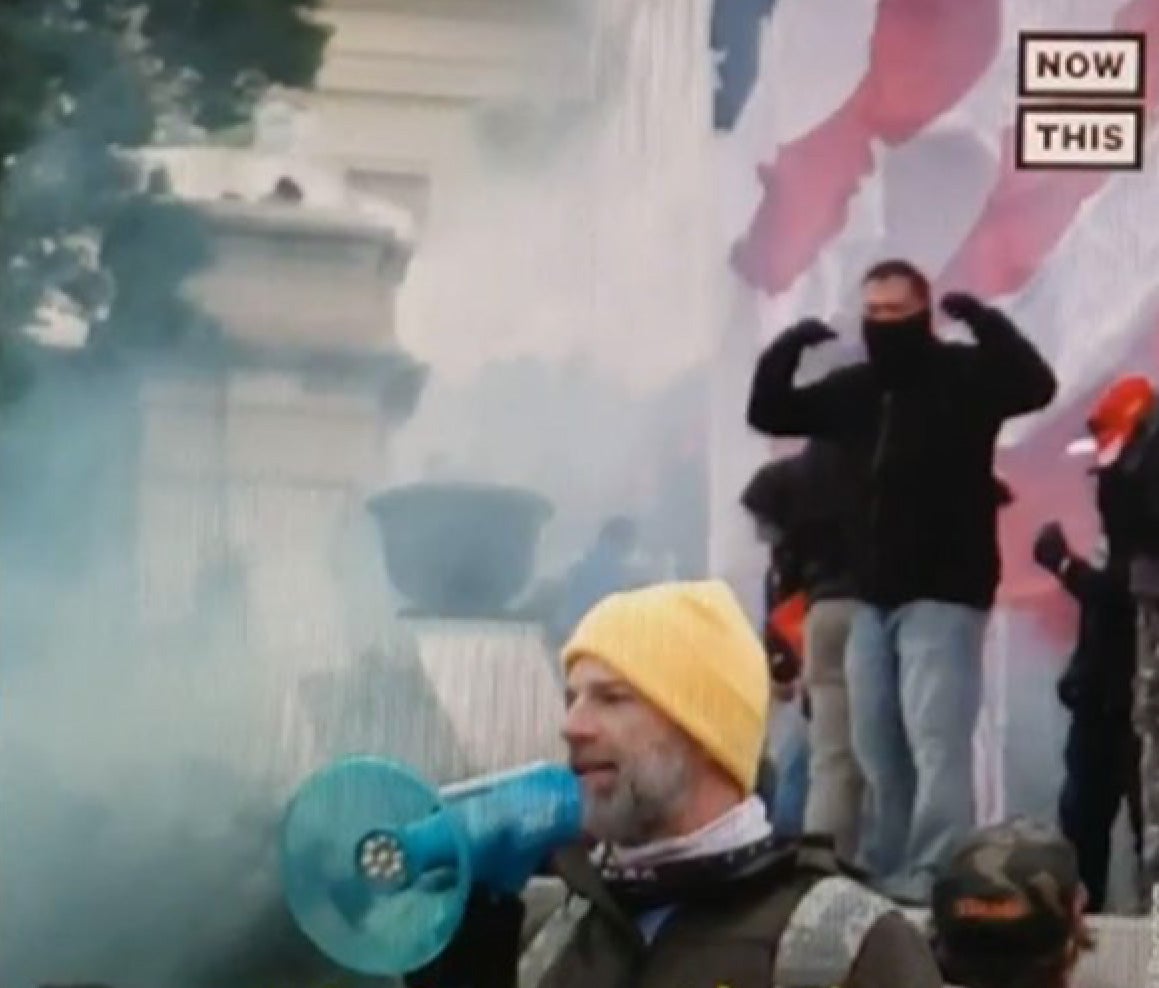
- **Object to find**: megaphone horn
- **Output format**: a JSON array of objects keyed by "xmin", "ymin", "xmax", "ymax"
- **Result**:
[{"xmin": 280, "ymin": 757, "xmax": 584, "ymax": 977}]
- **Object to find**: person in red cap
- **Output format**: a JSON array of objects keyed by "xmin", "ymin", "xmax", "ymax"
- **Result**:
[
  {"xmin": 1067, "ymin": 376, "xmax": 1158, "ymax": 469},
  {"xmin": 1032, "ymin": 380, "xmax": 1145, "ymax": 910},
  {"xmin": 1060, "ymin": 374, "xmax": 1159, "ymax": 896}
]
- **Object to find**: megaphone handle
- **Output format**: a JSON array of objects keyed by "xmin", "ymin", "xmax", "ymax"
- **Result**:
[
  {"xmin": 402, "ymin": 886, "xmax": 528, "ymax": 988},
  {"xmin": 398, "ymin": 810, "xmax": 462, "ymax": 877}
]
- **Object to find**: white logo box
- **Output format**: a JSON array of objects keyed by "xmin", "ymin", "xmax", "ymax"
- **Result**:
[
  {"xmin": 1016, "ymin": 104, "xmax": 1143, "ymax": 170},
  {"xmin": 1019, "ymin": 32, "xmax": 1146, "ymax": 99}
]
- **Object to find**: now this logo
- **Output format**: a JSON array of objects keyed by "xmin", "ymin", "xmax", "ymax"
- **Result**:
[{"xmin": 1015, "ymin": 32, "xmax": 1147, "ymax": 172}]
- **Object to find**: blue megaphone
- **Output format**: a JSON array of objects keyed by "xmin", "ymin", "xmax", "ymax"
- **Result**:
[{"xmin": 279, "ymin": 757, "xmax": 584, "ymax": 977}]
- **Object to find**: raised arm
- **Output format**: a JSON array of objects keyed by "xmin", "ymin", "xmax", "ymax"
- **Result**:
[
  {"xmin": 942, "ymin": 293, "xmax": 1058, "ymax": 419},
  {"xmin": 746, "ymin": 320, "xmax": 860, "ymax": 438},
  {"xmin": 1033, "ymin": 521, "xmax": 1128, "ymax": 607}
]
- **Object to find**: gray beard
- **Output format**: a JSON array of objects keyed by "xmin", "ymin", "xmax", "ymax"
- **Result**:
[{"xmin": 584, "ymin": 740, "xmax": 692, "ymax": 847}]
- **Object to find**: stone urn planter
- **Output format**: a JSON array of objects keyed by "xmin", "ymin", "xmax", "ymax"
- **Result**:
[{"xmin": 367, "ymin": 481, "xmax": 553, "ymax": 619}]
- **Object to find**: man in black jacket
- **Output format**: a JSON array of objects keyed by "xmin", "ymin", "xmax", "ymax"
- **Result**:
[{"xmin": 746, "ymin": 259, "xmax": 1057, "ymax": 905}]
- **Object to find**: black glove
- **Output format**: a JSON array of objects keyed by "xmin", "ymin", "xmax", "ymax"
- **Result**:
[
  {"xmin": 1033, "ymin": 522, "xmax": 1071, "ymax": 575},
  {"xmin": 404, "ymin": 887, "xmax": 525, "ymax": 988},
  {"xmin": 780, "ymin": 319, "xmax": 838, "ymax": 349},
  {"xmin": 941, "ymin": 292, "xmax": 985, "ymax": 323}
]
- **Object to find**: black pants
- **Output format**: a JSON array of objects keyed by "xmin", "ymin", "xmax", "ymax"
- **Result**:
[{"xmin": 1059, "ymin": 706, "xmax": 1141, "ymax": 912}]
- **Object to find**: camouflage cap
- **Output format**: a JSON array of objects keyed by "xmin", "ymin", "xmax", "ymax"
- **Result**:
[{"xmin": 932, "ymin": 818, "xmax": 1081, "ymax": 959}]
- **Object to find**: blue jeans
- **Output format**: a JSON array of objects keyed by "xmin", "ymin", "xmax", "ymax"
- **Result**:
[
  {"xmin": 772, "ymin": 703, "xmax": 811, "ymax": 837},
  {"xmin": 846, "ymin": 601, "xmax": 987, "ymax": 903}
]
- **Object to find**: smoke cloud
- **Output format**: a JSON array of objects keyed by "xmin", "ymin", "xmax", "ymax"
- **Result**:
[{"xmin": 0, "ymin": 1, "xmax": 719, "ymax": 985}]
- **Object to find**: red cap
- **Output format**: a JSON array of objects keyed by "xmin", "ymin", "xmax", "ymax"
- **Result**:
[{"xmin": 1082, "ymin": 376, "xmax": 1157, "ymax": 467}]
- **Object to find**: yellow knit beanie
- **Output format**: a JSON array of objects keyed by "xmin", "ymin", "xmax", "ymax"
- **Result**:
[{"xmin": 561, "ymin": 580, "xmax": 771, "ymax": 792}]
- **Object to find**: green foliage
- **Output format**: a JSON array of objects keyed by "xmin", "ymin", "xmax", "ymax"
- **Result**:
[
  {"xmin": 142, "ymin": 0, "xmax": 328, "ymax": 129},
  {"xmin": 0, "ymin": 6, "xmax": 54, "ymax": 169},
  {"xmin": 93, "ymin": 191, "xmax": 217, "ymax": 349},
  {"xmin": 0, "ymin": 0, "xmax": 332, "ymax": 399}
]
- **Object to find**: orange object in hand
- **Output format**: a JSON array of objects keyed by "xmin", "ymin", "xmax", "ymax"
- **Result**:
[{"xmin": 767, "ymin": 591, "xmax": 808, "ymax": 684}]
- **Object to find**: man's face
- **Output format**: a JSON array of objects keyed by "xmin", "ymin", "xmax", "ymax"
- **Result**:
[
  {"xmin": 562, "ymin": 656, "xmax": 694, "ymax": 846},
  {"xmin": 862, "ymin": 274, "xmax": 927, "ymax": 322}
]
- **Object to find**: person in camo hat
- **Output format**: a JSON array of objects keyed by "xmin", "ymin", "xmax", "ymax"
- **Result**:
[{"xmin": 931, "ymin": 818, "xmax": 1095, "ymax": 988}]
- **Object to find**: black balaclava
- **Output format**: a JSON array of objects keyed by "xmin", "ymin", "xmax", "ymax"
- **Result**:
[{"xmin": 862, "ymin": 309, "xmax": 936, "ymax": 388}]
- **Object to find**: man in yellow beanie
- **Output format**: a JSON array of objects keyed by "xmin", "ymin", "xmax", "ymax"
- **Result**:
[
  {"xmin": 408, "ymin": 581, "xmax": 942, "ymax": 988},
  {"xmin": 561, "ymin": 580, "xmax": 771, "ymax": 849}
]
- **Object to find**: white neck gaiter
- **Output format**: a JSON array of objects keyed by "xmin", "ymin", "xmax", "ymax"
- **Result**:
[{"xmin": 604, "ymin": 795, "xmax": 773, "ymax": 869}]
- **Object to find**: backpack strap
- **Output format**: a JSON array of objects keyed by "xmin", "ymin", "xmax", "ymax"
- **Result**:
[
  {"xmin": 517, "ymin": 845, "xmax": 642, "ymax": 988},
  {"xmin": 789, "ymin": 833, "xmax": 871, "ymax": 882},
  {"xmin": 772, "ymin": 875, "xmax": 895, "ymax": 988},
  {"xmin": 551, "ymin": 844, "xmax": 642, "ymax": 946},
  {"xmin": 758, "ymin": 869, "xmax": 831, "ymax": 973},
  {"xmin": 518, "ymin": 895, "xmax": 590, "ymax": 988},
  {"xmin": 790, "ymin": 837, "xmax": 843, "ymax": 874}
]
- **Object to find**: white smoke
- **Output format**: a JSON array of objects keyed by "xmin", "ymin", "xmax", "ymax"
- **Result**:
[{"xmin": 0, "ymin": 1, "xmax": 721, "ymax": 985}]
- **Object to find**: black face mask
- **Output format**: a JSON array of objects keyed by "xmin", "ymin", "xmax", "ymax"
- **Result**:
[{"xmin": 862, "ymin": 310, "xmax": 935, "ymax": 387}]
